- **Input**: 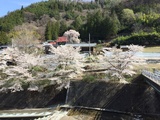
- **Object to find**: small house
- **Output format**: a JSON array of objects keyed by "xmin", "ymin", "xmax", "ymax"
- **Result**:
[
  {"xmin": 56, "ymin": 37, "xmax": 68, "ymax": 45},
  {"xmin": 66, "ymin": 43, "xmax": 97, "ymax": 53},
  {"xmin": 120, "ymin": 45, "xmax": 129, "ymax": 51}
]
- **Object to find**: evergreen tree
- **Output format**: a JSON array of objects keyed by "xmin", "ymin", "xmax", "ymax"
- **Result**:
[
  {"xmin": 52, "ymin": 21, "xmax": 60, "ymax": 40},
  {"xmin": 59, "ymin": 21, "xmax": 68, "ymax": 36},
  {"xmin": 121, "ymin": 8, "xmax": 135, "ymax": 27},
  {"xmin": 21, "ymin": 6, "xmax": 24, "ymax": 11},
  {"xmin": 72, "ymin": 16, "xmax": 82, "ymax": 30},
  {"xmin": 0, "ymin": 32, "xmax": 10, "ymax": 45},
  {"xmin": 100, "ymin": 15, "xmax": 114, "ymax": 39},
  {"xmin": 86, "ymin": 10, "xmax": 103, "ymax": 40},
  {"xmin": 45, "ymin": 21, "xmax": 60, "ymax": 40},
  {"xmin": 45, "ymin": 21, "xmax": 53, "ymax": 40},
  {"xmin": 110, "ymin": 12, "xmax": 121, "ymax": 35}
]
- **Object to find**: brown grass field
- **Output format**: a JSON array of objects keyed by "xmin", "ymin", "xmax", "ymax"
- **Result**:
[{"xmin": 143, "ymin": 46, "xmax": 160, "ymax": 53}]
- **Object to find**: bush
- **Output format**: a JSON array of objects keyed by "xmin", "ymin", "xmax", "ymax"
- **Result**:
[
  {"xmin": 82, "ymin": 74, "xmax": 96, "ymax": 82},
  {"xmin": 136, "ymin": 12, "xmax": 160, "ymax": 27},
  {"xmin": 33, "ymin": 79, "xmax": 51, "ymax": 86},
  {"xmin": 31, "ymin": 66, "xmax": 46, "ymax": 72},
  {"xmin": 111, "ymin": 32, "xmax": 160, "ymax": 46},
  {"xmin": 121, "ymin": 8, "xmax": 136, "ymax": 26},
  {"xmin": 30, "ymin": 66, "xmax": 47, "ymax": 76},
  {"xmin": 64, "ymin": 12, "xmax": 73, "ymax": 20},
  {"xmin": 0, "ymin": 70, "xmax": 8, "ymax": 80},
  {"xmin": 82, "ymin": 73, "xmax": 106, "ymax": 82}
]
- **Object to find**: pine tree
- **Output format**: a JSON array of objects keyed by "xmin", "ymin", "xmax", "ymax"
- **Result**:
[
  {"xmin": 72, "ymin": 16, "xmax": 82, "ymax": 30},
  {"xmin": 45, "ymin": 21, "xmax": 53, "ymax": 40},
  {"xmin": 59, "ymin": 21, "xmax": 68, "ymax": 36},
  {"xmin": 52, "ymin": 21, "xmax": 60, "ymax": 40}
]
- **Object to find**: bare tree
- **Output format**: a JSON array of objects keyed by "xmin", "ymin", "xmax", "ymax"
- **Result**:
[{"xmin": 9, "ymin": 23, "xmax": 40, "ymax": 53}]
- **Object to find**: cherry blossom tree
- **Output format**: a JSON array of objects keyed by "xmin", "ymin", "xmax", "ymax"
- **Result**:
[
  {"xmin": 49, "ymin": 45, "xmax": 84, "ymax": 79},
  {"xmin": 63, "ymin": 29, "xmax": 80, "ymax": 43},
  {"xmin": 1, "ymin": 47, "xmax": 44, "ymax": 77},
  {"xmin": 0, "ymin": 44, "xmax": 85, "ymax": 92},
  {"xmin": 98, "ymin": 45, "xmax": 144, "ymax": 83},
  {"xmin": 0, "ymin": 47, "xmax": 45, "ymax": 92}
]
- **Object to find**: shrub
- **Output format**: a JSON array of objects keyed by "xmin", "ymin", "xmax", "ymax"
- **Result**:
[
  {"xmin": 111, "ymin": 32, "xmax": 160, "ymax": 46},
  {"xmin": 82, "ymin": 74, "xmax": 96, "ymax": 82},
  {"xmin": 33, "ymin": 79, "xmax": 51, "ymax": 86},
  {"xmin": 30, "ymin": 66, "xmax": 47, "ymax": 76},
  {"xmin": 31, "ymin": 66, "xmax": 46, "ymax": 72},
  {"xmin": 121, "ymin": 8, "xmax": 136, "ymax": 26},
  {"xmin": 136, "ymin": 12, "xmax": 160, "ymax": 27},
  {"xmin": 0, "ymin": 70, "xmax": 8, "ymax": 80},
  {"xmin": 82, "ymin": 73, "xmax": 106, "ymax": 82}
]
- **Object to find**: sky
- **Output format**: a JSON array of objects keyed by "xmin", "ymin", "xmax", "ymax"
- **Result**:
[
  {"xmin": 0, "ymin": 0, "xmax": 91, "ymax": 18},
  {"xmin": 0, "ymin": 0, "xmax": 47, "ymax": 17}
]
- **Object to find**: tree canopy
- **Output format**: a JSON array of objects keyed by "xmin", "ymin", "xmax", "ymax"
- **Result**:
[{"xmin": 0, "ymin": 0, "xmax": 160, "ymax": 46}]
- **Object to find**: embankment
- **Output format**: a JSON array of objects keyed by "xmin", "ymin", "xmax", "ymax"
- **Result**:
[
  {"xmin": 0, "ymin": 75, "xmax": 160, "ymax": 115},
  {"xmin": 68, "ymin": 75, "xmax": 160, "ymax": 114},
  {"xmin": 0, "ymin": 84, "xmax": 66, "ymax": 110}
]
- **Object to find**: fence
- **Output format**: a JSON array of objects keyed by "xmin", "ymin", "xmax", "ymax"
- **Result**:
[{"xmin": 142, "ymin": 70, "xmax": 160, "ymax": 86}]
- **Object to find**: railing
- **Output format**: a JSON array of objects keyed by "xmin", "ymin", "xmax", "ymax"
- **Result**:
[
  {"xmin": 142, "ymin": 69, "xmax": 160, "ymax": 86},
  {"xmin": 154, "ymin": 69, "xmax": 160, "ymax": 76},
  {"xmin": 60, "ymin": 105, "xmax": 131, "ymax": 115}
]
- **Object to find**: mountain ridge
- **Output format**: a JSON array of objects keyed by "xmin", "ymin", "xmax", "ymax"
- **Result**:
[{"xmin": 0, "ymin": 0, "xmax": 160, "ymax": 46}]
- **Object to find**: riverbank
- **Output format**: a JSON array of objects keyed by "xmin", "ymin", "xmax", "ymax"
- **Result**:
[
  {"xmin": 67, "ymin": 75, "xmax": 160, "ymax": 114},
  {"xmin": 0, "ymin": 84, "xmax": 66, "ymax": 110},
  {"xmin": 0, "ymin": 75, "xmax": 160, "ymax": 119}
]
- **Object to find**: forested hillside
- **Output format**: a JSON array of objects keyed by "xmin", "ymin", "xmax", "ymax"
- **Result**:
[{"xmin": 1, "ymin": 0, "xmax": 160, "ymax": 46}]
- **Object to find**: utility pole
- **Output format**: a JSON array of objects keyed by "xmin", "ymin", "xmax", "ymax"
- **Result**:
[{"xmin": 89, "ymin": 33, "xmax": 91, "ymax": 56}]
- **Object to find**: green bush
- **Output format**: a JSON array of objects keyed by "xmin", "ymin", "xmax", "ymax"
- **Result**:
[
  {"xmin": 2, "ymin": 78, "xmax": 29, "ymax": 89},
  {"xmin": 0, "ymin": 70, "xmax": 8, "ymax": 80},
  {"xmin": 30, "ymin": 66, "xmax": 47, "ymax": 76},
  {"xmin": 20, "ymin": 80, "xmax": 29, "ymax": 89},
  {"xmin": 82, "ymin": 74, "xmax": 96, "ymax": 82},
  {"xmin": 64, "ymin": 12, "xmax": 73, "ymax": 20},
  {"xmin": 111, "ymin": 32, "xmax": 160, "ymax": 46},
  {"xmin": 82, "ymin": 73, "xmax": 107, "ymax": 82},
  {"xmin": 33, "ymin": 79, "xmax": 51, "ymax": 86},
  {"xmin": 31, "ymin": 66, "xmax": 46, "ymax": 72},
  {"xmin": 136, "ymin": 12, "xmax": 160, "ymax": 27}
]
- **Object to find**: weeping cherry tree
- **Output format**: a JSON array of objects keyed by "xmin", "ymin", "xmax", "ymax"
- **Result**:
[{"xmin": 63, "ymin": 29, "xmax": 80, "ymax": 43}]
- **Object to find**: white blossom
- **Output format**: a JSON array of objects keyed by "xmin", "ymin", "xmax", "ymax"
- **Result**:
[
  {"xmin": 98, "ymin": 45, "xmax": 144, "ymax": 83},
  {"xmin": 49, "ymin": 45, "xmax": 84, "ymax": 78},
  {"xmin": 0, "ymin": 47, "xmax": 44, "ymax": 80},
  {"xmin": 8, "ymin": 82, "xmax": 24, "ymax": 92},
  {"xmin": 28, "ymin": 85, "xmax": 39, "ymax": 91},
  {"xmin": 0, "ymin": 47, "xmax": 46, "ymax": 92},
  {"xmin": 63, "ymin": 29, "xmax": 80, "ymax": 43}
]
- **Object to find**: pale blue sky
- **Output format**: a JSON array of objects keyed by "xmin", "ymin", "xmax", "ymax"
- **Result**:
[{"xmin": 0, "ymin": 0, "xmax": 92, "ymax": 18}]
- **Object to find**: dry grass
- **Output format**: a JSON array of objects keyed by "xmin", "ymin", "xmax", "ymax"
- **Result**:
[
  {"xmin": 143, "ymin": 46, "xmax": 160, "ymax": 53},
  {"xmin": 133, "ymin": 63, "xmax": 160, "ymax": 71}
]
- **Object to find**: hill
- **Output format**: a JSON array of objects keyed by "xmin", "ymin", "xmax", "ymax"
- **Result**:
[{"xmin": 1, "ymin": 0, "xmax": 160, "ymax": 46}]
